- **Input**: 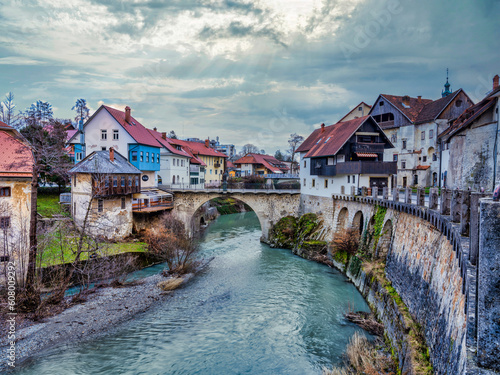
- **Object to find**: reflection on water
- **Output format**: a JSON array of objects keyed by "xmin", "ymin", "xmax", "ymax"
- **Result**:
[{"xmin": 17, "ymin": 211, "xmax": 370, "ymax": 375}]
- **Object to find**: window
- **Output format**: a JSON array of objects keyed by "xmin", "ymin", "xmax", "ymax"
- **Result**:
[
  {"xmin": 121, "ymin": 176, "xmax": 125, "ymax": 187},
  {"xmin": 393, "ymin": 154, "xmax": 398, "ymax": 162},
  {"xmin": 337, "ymin": 155, "xmax": 345, "ymax": 163},
  {"xmin": 76, "ymin": 152, "xmax": 83, "ymax": 161},
  {"xmin": 429, "ymin": 129, "xmax": 434, "ymax": 139},
  {"xmin": 101, "ymin": 147, "xmax": 106, "ymax": 151},
  {"xmin": 391, "ymin": 133, "xmax": 397, "ymax": 143},
  {"xmin": 113, "ymin": 177, "xmax": 118, "ymax": 187},
  {"xmin": 423, "ymin": 156, "xmax": 427, "ymax": 162},
  {"xmin": 98, "ymin": 199, "xmax": 103, "ymax": 213},
  {"xmin": 432, "ymin": 153, "xmax": 437, "ymax": 161},
  {"xmin": 173, "ymin": 158, "xmax": 176, "ymax": 166},
  {"xmin": 73, "ymin": 175, "xmax": 77, "ymax": 187},
  {"xmin": 128, "ymin": 177, "xmax": 132, "ymax": 186},
  {"xmin": 157, "ymin": 154, "xmax": 160, "ymax": 163},
  {"xmin": 121, "ymin": 197, "xmax": 126, "ymax": 209},
  {"xmin": 113, "ymin": 130, "xmax": 119, "ymax": 140},
  {"xmin": 327, "ymin": 157, "xmax": 334, "ymax": 165},
  {"xmin": 402, "ymin": 140, "xmax": 407, "ymax": 149},
  {"xmin": 158, "ymin": 175, "xmax": 162, "ymax": 184},
  {"xmin": 146, "ymin": 152, "xmax": 149, "ymax": 163},
  {"xmin": 0, "ymin": 217, "xmax": 10, "ymax": 228},
  {"xmin": 402, "ymin": 161, "xmax": 406, "ymax": 169},
  {"xmin": 347, "ymin": 175, "xmax": 350, "ymax": 183},
  {"xmin": 303, "ymin": 178, "xmax": 306, "ymax": 187},
  {"xmin": 101, "ymin": 129, "xmax": 107, "ymax": 140},
  {"xmin": 105, "ymin": 177, "xmax": 109, "ymax": 188},
  {"xmin": 140, "ymin": 152, "xmax": 144, "ymax": 162},
  {"xmin": 135, "ymin": 176, "xmax": 139, "ymax": 186},
  {"xmin": 0, "ymin": 187, "xmax": 11, "ymax": 197},
  {"xmin": 324, "ymin": 179, "xmax": 328, "ymax": 188},
  {"xmin": 379, "ymin": 101, "xmax": 384, "ymax": 106},
  {"xmin": 303, "ymin": 160, "xmax": 306, "ymax": 168},
  {"xmin": 421, "ymin": 131, "xmax": 425, "ymax": 140},
  {"xmin": 456, "ymin": 100, "xmax": 462, "ymax": 107},
  {"xmin": 312, "ymin": 179, "xmax": 315, "ymax": 187},
  {"xmin": 131, "ymin": 151, "xmax": 138, "ymax": 162},
  {"xmin": 352, "ymin": 175, "xmax": 355, "ymax": 184},
  {"xmin": 358, "ymin": 106, "xmax": 363, "ymax": 111}
]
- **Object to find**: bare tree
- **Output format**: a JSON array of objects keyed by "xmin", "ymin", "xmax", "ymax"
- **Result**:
[
  {"xmin": 288, "ymin": 133, "xmax": 304, "ymax": 173},
  {"xmin": 241, "ymin": 143, "xmax": 259, "ymax": 155},
  {"xmin": 0, "ymin": 92, "xmax": 20, "ymax": 128}
]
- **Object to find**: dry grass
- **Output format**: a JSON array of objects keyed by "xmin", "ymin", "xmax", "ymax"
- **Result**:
[
  {"xmin": 323, "ymin": 332, "xmax": 396, "ymax": 375},
  {"xmin": 157, "ymin": 277, "xmax": 184, "ymax": 291}
]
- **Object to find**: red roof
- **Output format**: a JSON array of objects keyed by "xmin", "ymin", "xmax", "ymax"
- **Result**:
[
  {"xmin": 147, "ymin": 129, "xmax": 193, "ymax": 158},
  {"xmin": 234, "ymin": 153, "xmax": 289, "ymax": 173},
  {"xmin": 169, "ymin": 138, "xmax": 228, "ymax": 159},
  {"xmin": 300, "ymin": 116, "xmax": 370, "ymax": 158},
  {"xmin": 379, "ymin": 94, "xmax": 433, "ymax": 122},
  {"xmin": 0, "ymin": 125, "xmax": 34, "ymax": 178},
  {"xmin": 102, "ymin": 106, "xmax": 160, "ymax": 148}
]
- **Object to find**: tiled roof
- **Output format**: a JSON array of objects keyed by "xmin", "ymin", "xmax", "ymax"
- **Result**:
[
  {"xmin": 440, "ymin": 97, "xmax": 496, "ymax": 141},
  {"xmin": 0, "ymin": 124, "xmax": 34, "ymax": 178},
  {"xmin": 415, "ymin": 89, "xmax": 465, "ymax": 124},
  {"xmin": 380, "ymin": 94, "xmax": 433, "ymax": 122},
  {"xmin": 70, "ymin": 149, "xmax": 141, "ymax": 174},
  {"xmin": 147, "ymin": 129, "xmax": 192, "ymax": 158},
  {"xmin": 169, "ymin": 138, "xmax": 228, "ymax": 159},
  {"xmin": 102, "ymin": 106, "xmax": 160, "ymax": 148},
  {"xmin": 234, "ymin": 153, "xmax": 289, "ymax": 173},
  {"xmin": 301, "ymin": 116, "xmax": 369, "ymax": 158}
]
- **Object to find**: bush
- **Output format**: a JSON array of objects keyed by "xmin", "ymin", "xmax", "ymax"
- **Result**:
[{"xmin": 331, "ymin": 228, "xmax": 360, "ymax": 256}]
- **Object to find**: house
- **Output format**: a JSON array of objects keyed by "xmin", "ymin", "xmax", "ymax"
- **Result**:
[
  {"xmin": 439, "ymin": 75, "xmax": 500, "ymax": 191},
  {"xmin": 147, "ymin": 130, "xmax": 195, "ymax": 187},
  {"xmin": 0, "ymin": 122, "xmax": 34, "ymax": 284},
  {"xmin": 234, "ymin": 153, "xmax": 289, "ymax": 176},
  {"xmin": 369, "ymin": 80, "xmax": 473, "ymax": 188},
  {"xmin": 297, "ymin": 116, "xmax": 396, "ymax": 198},
  {"xmin": 209, "ymin": 137, "xmax": 236, "ymax": 159},
  {"xmin": 68, "ymin": 105, "xmax": 161, "ymax": 188},
  {"xmin": 338, "ymin": 102, "xmax": 372, "ymax": 122},
  {"xmin": 226, "ymin": 161, "xmax": 240, "ymax": 177},
  {"xmin": 170, "ymin": 138, "xmax": 227, "ymax": 186}
]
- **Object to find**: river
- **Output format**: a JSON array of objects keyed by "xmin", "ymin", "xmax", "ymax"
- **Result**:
[{"xmin": 15, "ymin": 211, "xmax": 370, "ymax": 375}]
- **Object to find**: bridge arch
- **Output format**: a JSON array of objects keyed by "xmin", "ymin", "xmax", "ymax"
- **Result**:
[
  {"xmin": 352, "ymin": 211, "xmax": 364, "ymax": 235},
  {"xmin": 172, "ymin": 191, "xmax": 301, "ymax": 242},
  {"xmin": 336, "ymin": 207, "xmax": 349, "ymax": 231}
]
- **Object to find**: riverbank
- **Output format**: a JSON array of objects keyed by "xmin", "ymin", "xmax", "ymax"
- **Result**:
[{"xmin": 0, "ymin": 272, "xmax": 187, "ymax": 373}]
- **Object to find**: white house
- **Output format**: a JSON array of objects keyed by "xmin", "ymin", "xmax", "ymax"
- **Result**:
[{"xmin": 297, "ymin": 116, "xmax": 396, "ymax": 198}]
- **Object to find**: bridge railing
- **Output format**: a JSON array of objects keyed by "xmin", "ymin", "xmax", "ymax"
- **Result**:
[{"xmin": 160, "ymin": 182, "xmax": 301, "ymax": 192}]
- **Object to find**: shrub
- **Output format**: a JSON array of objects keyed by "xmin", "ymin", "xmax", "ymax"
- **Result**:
[{"xmin": 331, "ymin": 228, "xmax": 360, "ymax": 256}]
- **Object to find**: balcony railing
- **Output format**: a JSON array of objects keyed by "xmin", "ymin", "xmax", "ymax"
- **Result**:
[
  {"xmin": 190, "ymin": 165, "xmax": 200, "ymax": 173},
  {"xmin": 336, "ymin": 161, "xmax": 397, "ymax": 175},
  {"xmin": 93, "ymin": 184, "xmax": 141, "ymax": 197},
  {"xmin": 351, "ymin": 143, "xmax": 385, "ymax": 154},
  {"xmin": 214, "ymin": 163, "xmax": 221, "ymax": 168},
  {"xmin": 311, "ymin": 164, "xmax": 337, "ymax": 176}
]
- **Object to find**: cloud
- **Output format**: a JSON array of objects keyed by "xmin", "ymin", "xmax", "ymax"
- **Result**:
[{"xmin": 0, "ymin": 56, "xmax": 46, "ymax": 65}]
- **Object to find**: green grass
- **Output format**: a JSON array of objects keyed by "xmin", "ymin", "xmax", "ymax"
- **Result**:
[
  {"xmin": 39, "ymin": 233, "xmax": 147, "ymax": 268},
  {"xmin": 37, "ymin": 194, "xmax": 69, "ymax": 218}
]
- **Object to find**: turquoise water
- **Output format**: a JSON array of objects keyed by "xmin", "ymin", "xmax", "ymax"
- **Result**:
[{"xmin": 16, "ymin": 212, "xmax": 370, "ymax": 375}]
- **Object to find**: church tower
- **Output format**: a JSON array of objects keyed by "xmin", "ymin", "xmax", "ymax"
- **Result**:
[{"xmin": 442, "ymin": 68, "xmax": 452, "ymax": 97}]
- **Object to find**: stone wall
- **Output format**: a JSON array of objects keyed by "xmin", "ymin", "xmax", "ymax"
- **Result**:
[{"xmin": 301, "ymin": 196, "xmax": 468, "ymax": 374}]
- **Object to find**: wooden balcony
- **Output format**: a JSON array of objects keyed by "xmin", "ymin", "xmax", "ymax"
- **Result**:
[
  {"xmin": 351, "ymin": 143, "xmax": 385, "ymax": 154},
  {"xmin": 336, "ymin": 161, "xmax": 397, "ymax": 175},
  {"xmin": 93, "ymin": 184, "xmax": 141, "ymax": 197}
]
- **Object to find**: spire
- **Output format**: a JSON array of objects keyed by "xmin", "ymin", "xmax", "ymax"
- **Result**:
[{"xmin": 442, "ymin": 68, "xmax": 452, "ymax": 97}]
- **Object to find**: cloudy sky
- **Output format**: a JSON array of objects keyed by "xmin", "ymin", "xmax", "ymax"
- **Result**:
[{"xmin": 1, "ymin": 0, "xmax": 499, "ymax": 154}]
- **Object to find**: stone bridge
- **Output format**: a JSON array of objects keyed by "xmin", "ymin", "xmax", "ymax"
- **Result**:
[
  {"xmin": 171, "ymin": 189, "xmax": 301, "ymax": 241},
  {"xmin": 300, "ymin": 188, "xmax": 499, "ymax": 375}
]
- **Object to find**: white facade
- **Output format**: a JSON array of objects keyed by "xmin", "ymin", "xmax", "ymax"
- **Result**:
[{"xmin": 158, "ymin": 152, "xmax": 191, "ymax": 186}]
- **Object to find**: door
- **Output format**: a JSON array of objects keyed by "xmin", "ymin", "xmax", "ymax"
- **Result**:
[
  {"xmin": 370, "ymin": 177, "xmax": 388, "ymax": 190},
  {"xmin": 402, "ymin": 177, "xmax": 407, "ymax": 188}
]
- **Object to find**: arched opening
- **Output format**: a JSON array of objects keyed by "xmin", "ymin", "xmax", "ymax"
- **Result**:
[
  {"xmin": 200, "ymin": 216, "xmax": 206, "ymax": 226},
  {"xmin": 336, "ymin": 207, "xmax": 349, "ymax": 231},
  {"xmin": 376, "ymin": 220, "xmax": 393, "ymax": 260},
  {"xmin": 352, "ymin": 211, "xmax": 364, "ymax": 235},
  {"xmin": 158, "ymin": 175, "xmax": 163, "ymax": 185}
]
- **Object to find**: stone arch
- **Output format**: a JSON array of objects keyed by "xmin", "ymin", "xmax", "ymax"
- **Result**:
[
  {"xmin": 336, "ymin": 207, "xmax": 349, "ymax": 231},
  {"xmin": 352, "ymin": 211, "xmax": 364, "ymax": 235},
  {"xmin": 376, "ymin": 219, "xmax": 393, "ymax": 260}
]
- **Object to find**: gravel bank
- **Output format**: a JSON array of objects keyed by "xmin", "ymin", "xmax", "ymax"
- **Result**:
[{"xmin": 0, "ymin": 273, "xmax": 179, "ymax": 373}]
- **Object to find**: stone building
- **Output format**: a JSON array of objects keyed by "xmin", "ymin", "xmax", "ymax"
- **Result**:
[
  {"xmin": 439, "ymin": 75, "xmax": 500, "ymax": 191},
  {"xmin": 0, "ymin": 122, "xmax": 34, "ymax": 285},
  {"xmin": 338, "ymin": 102, "xmax": 372, "ymax": 122},
  {"xmin": 369, "ymin": 80, "xmax": 473, "ymax": 188},
  {"xmin": 297, "ymin": 116, "xmax": 396, "ymax": 197}
]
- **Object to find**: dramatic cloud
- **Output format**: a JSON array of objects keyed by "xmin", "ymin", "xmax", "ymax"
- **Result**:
[{"xmin": 0, "ymin": 0, "xmax": 499, "ymax": 153}]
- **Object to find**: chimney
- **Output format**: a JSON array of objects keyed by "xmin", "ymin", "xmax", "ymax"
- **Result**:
[
  {"xmin": 125, "ymin": 106, "xmax": 131, "ymax": 123},
  {"xmin": 205, "ymin": 139, "xmax": 209, "ymax": 147},
  {"xmin": 161, "ymin": 132, "xmax": 167, "ymax": 140},
  {"xmin": 417, "ymin": 95, "xmax": 422, "ymax": 102},
  {"xmin": 494, "ymin": 75, "xmax": 499, "ymax": 90},
  {"xmin": 321, "ymin": 123, "xmax": 325, "ymax": 133},
  {"xmin": 109, "ymin": 147, "xmax": 114, "ymax": 162},
  {"xmin": 153, "ymin": 127, "xmax": 157, "ymax": 131}
]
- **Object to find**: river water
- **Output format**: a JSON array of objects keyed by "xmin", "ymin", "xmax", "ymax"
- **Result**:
[{"xmin": 16, "ymin": 212, "xmax": 370, "ymax": 375}]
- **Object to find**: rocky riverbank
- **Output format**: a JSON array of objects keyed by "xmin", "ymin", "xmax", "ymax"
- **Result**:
[{"xmin": 0, "ymin": 272, "xmax": 192, "ymax": 373}]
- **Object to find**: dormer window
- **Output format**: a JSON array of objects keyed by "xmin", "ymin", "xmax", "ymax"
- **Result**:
[
  {"xmin": 316, "ymin": 138, "xmax": 323, "ymax": 144},
  {"xmin": 324, "ymin": 137, "xmax": 331, "ymax": 143}
]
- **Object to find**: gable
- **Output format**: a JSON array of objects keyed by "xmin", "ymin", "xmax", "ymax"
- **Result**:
[{"xmin": 369, "ymin": 95, "xmax": 413, "ymax": 128}]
